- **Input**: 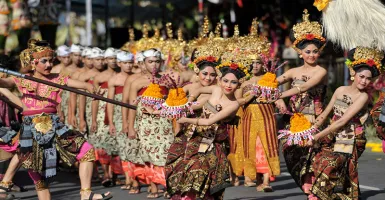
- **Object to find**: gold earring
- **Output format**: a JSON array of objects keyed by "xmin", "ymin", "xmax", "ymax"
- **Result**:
[
  {"xmin": 350, "ymin": 76, "xmax": 355, "ymax": 81},
  {"xmin": 195, "ymin": 75, "xmax": 199, "ymax": 81},
  {"xmin": 299, "ymin": 55, "xmax": 303, "ymax": 58}
]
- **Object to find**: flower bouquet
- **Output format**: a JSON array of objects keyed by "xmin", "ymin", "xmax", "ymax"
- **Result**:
[
  {"xmin": 278, "ymin": 112, "xmax": 318, "ymax": 146},
  {"xmin": 159, "ymin": 74, "xmax": 196, "ymax": 119},
  {"xmin": 253, "ymin": 55, "xmax": 286, "ymax": 101}
]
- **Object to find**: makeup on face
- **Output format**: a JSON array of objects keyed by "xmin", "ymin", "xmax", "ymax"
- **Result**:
[
  {"xmin": 199, "ymin": 66, "xmax": 217, "ymax": 86},
  {"xmin": 220, "ymin": 73, "xmax": 239, "ymax": 94}
]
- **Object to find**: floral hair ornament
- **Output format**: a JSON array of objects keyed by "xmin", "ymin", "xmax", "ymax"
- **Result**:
[
  {"xmin": 192, "ymin": 55, "xmax": 219, "ymax": 74},
  {"xmin": 157, "ymin": 74, "xmax": 197, "ymax": 119},
  {"xmin": 292, "ymin": 9, "xmax": 326, "ymax": 53},
  {"xmin": 216, "ymin": 61, "xmax": 250, "ymax": 83},
  {"xmin": 277, "ymin": 95, "xmax": 319, "ymax": 146},
  {"xmin": 346, "ymin": 46, "xmax": 384, "ymax": 77},
  {"xmin": 252, "ymin": 55, "xmax": 287, "ymax": 101}
]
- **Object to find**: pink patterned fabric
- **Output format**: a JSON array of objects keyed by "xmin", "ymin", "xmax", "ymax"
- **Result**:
[
  {"xmin": 76, "ymin": 142, "xmax": 93, "ymax": 161},
  {"xmin": 13, "ymin": 74, "xmax": 69, "ymax": 110},
  {"xmin": 0, "ymin": 140, "xmax": 18, "ymax": 153}
]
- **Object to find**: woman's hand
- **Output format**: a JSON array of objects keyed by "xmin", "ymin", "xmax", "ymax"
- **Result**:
[
  {"xmin": 306, "ymin": 139, "xmax": 315, "ymax": 147},
  {"xmin": 274, "ymin": 99, "xmax": 287, "ymax": 114},
  {"xmin": 177, "ymin": 117, "xmax": 187, "ymax": 124}
]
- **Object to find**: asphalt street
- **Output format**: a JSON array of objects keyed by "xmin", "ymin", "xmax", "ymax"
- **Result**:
[{"xmin": 9, "ymin": 150, "xmax": 385, "ymax": 200}]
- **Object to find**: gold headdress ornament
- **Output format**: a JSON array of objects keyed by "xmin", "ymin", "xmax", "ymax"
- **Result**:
[
  {"xmin": 20, "ymin": 39, "xmax": 53, "ymax": 68},
  {"xmin": 147, "ymin": 27, "xmax": 164, "ymax": 51},
  {"xmin": 188, "ymin": 20, "xmax": 224, "ymax": 74},
  {"xmin": 120, "ymin": 28, "xmax": 137, "ymax": 53},
  {"xmin": 292, "ymin": 9, "xmax": 326, "ymax": 53},
  {"xmin": 218, "ymin": 25, "xmax": 250, "ymax": 83},
  {"xmin": 346, "ymin": 46, "xmax": 384, "ymax": 77},
  {"xmin": 20, "ymin": 48, "xmax": 32, "ymax": 68},
  {"xmin": 187, "ymin": 16, "xmax": 210, "ymax": 56},
  {"xmin": 134, "ymin": 24, "xmax": 150, "ymax": 51},
  {"xmin": 162, "ymin": 23, "xmax": 180, "ymax": 68},
  {"xmin": 225, "ymin": 19, "xmax": 270, "ymax": 67}
]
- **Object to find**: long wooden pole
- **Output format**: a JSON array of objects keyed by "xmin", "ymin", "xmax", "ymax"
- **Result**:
[{"xmin": 0, "ymin": 68, "xmax": 136, "ymax": 110}]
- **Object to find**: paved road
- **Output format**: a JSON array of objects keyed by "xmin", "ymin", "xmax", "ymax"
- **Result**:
[{"xmin": 9, "ymin": 150, "xmax": 385, "ymax": 200}]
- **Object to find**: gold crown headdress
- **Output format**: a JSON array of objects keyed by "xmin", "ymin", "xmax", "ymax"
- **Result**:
[
  {"xmin": 189, "ymin": 20, "xmax": 224, "ymax": 74},
  {"xmin": 346, "ymin": 46, "xmax": 384, "ymax": 77},
  {"xmin": 292, "ymin": 9, "xmax": 326, "ymax": 53},
  {"xmin": 29, "ymin": 39, "xmax": 54, "ymax": 59},
  {"xmin": 135, "ymin": 24, "xmax": 150, "ymax": 52}
]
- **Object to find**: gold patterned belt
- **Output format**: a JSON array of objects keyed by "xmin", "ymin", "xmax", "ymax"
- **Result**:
[{"xmin": 31, "ymin": 113, "xmax": 53, "ymax": 135}]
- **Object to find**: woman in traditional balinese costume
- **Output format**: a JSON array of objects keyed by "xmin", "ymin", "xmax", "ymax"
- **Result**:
[
  {"xmin": 127, "ymin": 48, "xmax": 174, "ymax": 198},
  {"xmin": 306, "ymin": 46, "xmax": 384, "ymax": 200},
  {"xmin": 0, "ymin": 39, "xmax": 112, "ymax": 200},
  {"xmin": 227, "ymin": 21, "xmax": 281, "ymax": 190},
  {"xmin": 274, "ymin": 10, "xmax": 327, "ymax": 194},
  {"xmin": 166, "ymin": 60, "xmax": 249, "ymax": 200},
  {"xmin": 371, "ymin": 76, "xmax": 385, "ymax": 149}
]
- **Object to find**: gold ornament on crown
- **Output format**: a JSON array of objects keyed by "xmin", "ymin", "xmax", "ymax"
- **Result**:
[
  {"xmin": 121, "ymin": 28, "xmax": 137, "ymax": 53},
  {"xmin": 345, "ymin": 46, "xmax": 384, "ymax": 74},
  {"xmin": 222, "ymin": 19, "xmax": 271, "ymax": 71},
  {"xmin": 292, "ymin": 9, "xmax": 326, "ymax": 53}
]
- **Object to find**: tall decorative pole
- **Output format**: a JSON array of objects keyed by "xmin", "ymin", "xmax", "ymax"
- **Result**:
[{"xmin": 86, "ymin": 0, "xmax": 92, "ymax": 46}]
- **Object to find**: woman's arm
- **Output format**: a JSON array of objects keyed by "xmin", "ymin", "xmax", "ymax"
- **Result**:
[
  {"xmin": 313, "ymin": 87, "xmax": 341, "ymax": 128},
  {"xmin": 235, "ymin": 84, "xmax": 254, "ymax": 106},
  {"xmin": 276, "ymin": 69, "xmax": 293, "ymax": 85},
  {"xmin": 280, "ymin": 68, "xmax": 326, "ymax": 99},
  {"xmin": 312, "ymin": 93, "xmax": 368, "ymax": 142},
  {"xmin": 178, "ymin": 102, "xmax": 239, "ymax": 126},
  {"xmin": 188, "ymin": 85, "xmax": 219, "ymax": 102}
]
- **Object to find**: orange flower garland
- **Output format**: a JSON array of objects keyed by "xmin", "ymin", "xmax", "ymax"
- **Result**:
[
  {"xmin": 160, "ymin": 88, "xmax": 195, "ymax": 119},
  {"xmin": 289, "ymin": 113, "xmax": 312, "ymax": 133},
  {"xmin": 165, "ymin": 88, "xmax": 188, "ymax": 106},
  {"xmin": 257, "ymin": 72, "xmax": 278, "ymax": 88},
  {"xmin": 140, "ymin": 83, "xmax": 165, "ymax": 107},
  {"xmin": 278, "ymin": 112, "xmax": 318, "ymax": 146}
]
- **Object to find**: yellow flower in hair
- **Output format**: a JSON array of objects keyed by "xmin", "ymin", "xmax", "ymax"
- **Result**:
[{"xmin": 290, "ymin": 113, "xmax": 312, "ymax": 133}]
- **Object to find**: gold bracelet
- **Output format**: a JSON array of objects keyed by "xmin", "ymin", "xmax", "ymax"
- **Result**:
[{"xmin": 295, "ymin": 86, "xmax": 302, "ymax": 94}]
